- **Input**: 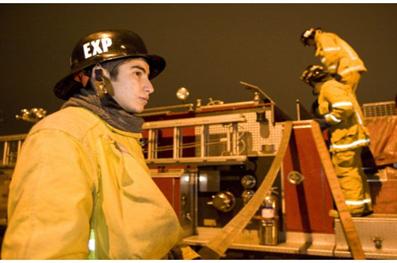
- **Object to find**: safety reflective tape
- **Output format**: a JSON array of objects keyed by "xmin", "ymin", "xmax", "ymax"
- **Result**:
[
  {"xmin": 332, "ymin": 101, "xmax": 353, "ymax": 108},
  {"xmin": 325, "ymin": 113, "xmax": 341, "ymax": 123},
  {"xmin": 332, "ymin": 102, "xmax": 363, "ymax": 125},
  {"xmin": 323, "ymin": 47, "xmax": 341, "ymax": 52},
  {"xmin": 355, "ymin": 112, "xmax": 363, "ymax": 125},
  {"xmin": 330, "ymin": 138, "xmax": 370, "ymax": 151},
  {"xmin": 339, "ymin": 65, "xmax": 365, "ymax": 76},
  {"xmin": 328, "ymin": 65, "xmax": 337, "ymax": 70},
  {"xmin": 345, "ymin": 198, "xmax": 372, "ymax": 206}
]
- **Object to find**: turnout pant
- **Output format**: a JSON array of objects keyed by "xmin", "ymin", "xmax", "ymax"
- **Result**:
[{"xmin": 331, "ymin": 147, "xmax": 372, "ymax": 215}]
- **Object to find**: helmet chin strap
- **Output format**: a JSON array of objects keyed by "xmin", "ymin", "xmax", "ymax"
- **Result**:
[{"xmin": 92, "ymin": 64, "xmax": 115, "ymax": 98}]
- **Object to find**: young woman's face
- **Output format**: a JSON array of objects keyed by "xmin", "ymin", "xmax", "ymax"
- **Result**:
[{"xmin": 110, "ymin": 58, "xmax": 154, "ymax": 113}]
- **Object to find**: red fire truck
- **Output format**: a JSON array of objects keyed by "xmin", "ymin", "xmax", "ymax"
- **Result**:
[{"xmin": 1, "ymin": 83, "xmax": 396, "ymax": 259}]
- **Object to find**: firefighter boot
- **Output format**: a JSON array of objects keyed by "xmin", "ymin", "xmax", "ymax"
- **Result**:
[{"xmin": 328, "ymin": 209, "xmax": 373, "ymax": 218}]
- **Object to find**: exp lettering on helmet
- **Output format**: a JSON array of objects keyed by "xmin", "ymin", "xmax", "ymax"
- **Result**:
[{"xmin": 83, "ymin": 37, "xmax": 113, "ymax": 59}]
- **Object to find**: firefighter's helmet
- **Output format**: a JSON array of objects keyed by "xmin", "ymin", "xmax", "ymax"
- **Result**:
[
  {"xmin": 300, "ymin": 64, "xmax": 328, "ymax": 85},
  {"xmin": 300, "ymin": 27, "xmax": 320, "ymax": 46},
  {"xmin": 54, "ymin": 29, "xmax": 166, "ymax": 100}
]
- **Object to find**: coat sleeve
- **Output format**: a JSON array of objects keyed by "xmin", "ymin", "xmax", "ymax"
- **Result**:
[
  {"xmin": 1, "ymin": 129, "xmax": 94, "ymax": 259},
  {"xmin": 316, "ymin": 33, "xmax": 341, "ymax": 73},
  {"xmin": 319, "ymin": 84, "xmax": 354, "ymax": 125}
]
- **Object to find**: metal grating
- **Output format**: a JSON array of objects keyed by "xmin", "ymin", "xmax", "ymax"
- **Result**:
[
  {"xmin": 194, "ymin": 111, "xmax": 283, "ymax": 156},
  {"xmin": 362, "ymin": 101, "xmax": 396, "ymax": 117}
]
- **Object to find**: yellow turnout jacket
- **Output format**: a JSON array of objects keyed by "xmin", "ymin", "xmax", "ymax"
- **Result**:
[
  {"xmin": 317, "ymin": 79, "xmax": 370, "ymax": 152},
  {"xmin": 315, "ymin": 31, "xmax": 367, "ymax": 78},
  {"xmin": 2, "ymin": 107, "xmax": 182, "ymax": 259}
]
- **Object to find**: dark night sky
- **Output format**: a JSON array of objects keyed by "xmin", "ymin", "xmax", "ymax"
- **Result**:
[{"xmin": 0, "ymin": 4, "xmax": 396, "ymax": 135}]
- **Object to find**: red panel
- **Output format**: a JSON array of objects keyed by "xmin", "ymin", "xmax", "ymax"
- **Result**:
[
  {"xmin": 283, "ymin": 123, "xmax": 334, "ymax": 234},
  {"xmin": 369, "ymin": 173, "xmax": 397, "ymax": 214},
  {"xmin": 152, "ymin": 177, "xmax": 181, "ymax": 217},
  {"xmin": 159, "ymin": 127, "xmax": 195, "ymax": 137}
]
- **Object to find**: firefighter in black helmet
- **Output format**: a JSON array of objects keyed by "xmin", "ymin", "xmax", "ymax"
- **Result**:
[
  {"xmin": 301, "ymin": 27, "xmax": 367, "ymax": 94},
  {"xmin": 300, "ymin": 65, "xmax": 373, "ymax": 217},
  {"xmin": 2, "ymin": 29, "xmax": 198, "ymax": 259},
  {"xmin": 53, "ymin": 30, "xmax": 166, "ymax": 100}
]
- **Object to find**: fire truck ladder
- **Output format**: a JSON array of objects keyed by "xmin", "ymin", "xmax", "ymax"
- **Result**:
[
  {"xmin": 142, "ymin": 113, "xmax": 248, "ymax": 164},
  {"xmin": 0, "ymin": 134, "xmax": 26, "ymax": 168}
]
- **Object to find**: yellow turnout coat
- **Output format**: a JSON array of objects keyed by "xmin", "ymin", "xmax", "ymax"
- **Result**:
[{"xmin": 2, "ymin": 107, "xmax": 182, "ymax": 259}]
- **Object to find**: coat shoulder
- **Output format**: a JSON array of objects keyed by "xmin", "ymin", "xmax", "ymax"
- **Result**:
[
  {"xmin": 321, "ymin": 79, "xmax": 345, "ymax": 93},
  {"xmin": 29, "ymin": 107, "xmax": 104, "ymax": 141}
]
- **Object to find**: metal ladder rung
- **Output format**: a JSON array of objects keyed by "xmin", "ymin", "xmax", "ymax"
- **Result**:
[
  {"xmin": 1, "ymin": 139, "xmax": 25, "ymax": 166},
  {"xmin": 145, "ymin": 120, "xmax": 241, "ymax": 161}
]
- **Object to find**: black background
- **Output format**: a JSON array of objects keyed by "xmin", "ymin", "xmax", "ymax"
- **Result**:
[{"xmin": 0, "ymin": 4, "xmax": 396, "ymax": 134}]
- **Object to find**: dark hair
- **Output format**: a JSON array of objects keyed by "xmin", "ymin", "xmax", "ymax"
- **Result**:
[
  {"xmin": 101, "ymin": 58, "xmax": 127, "ymax": 79},
  {"xmin": 82, "ymin": 58, "xmax": 129, "ymax": 80}
]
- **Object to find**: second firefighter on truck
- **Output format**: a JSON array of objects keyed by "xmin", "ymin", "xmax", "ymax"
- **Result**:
[
  {"xmin": 301, "ymin": 27, "xmax": 367, "ymax": 94},
  {"xmin": 300, "ymin": 64, "xmax": 373, "ymax": 217}
]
